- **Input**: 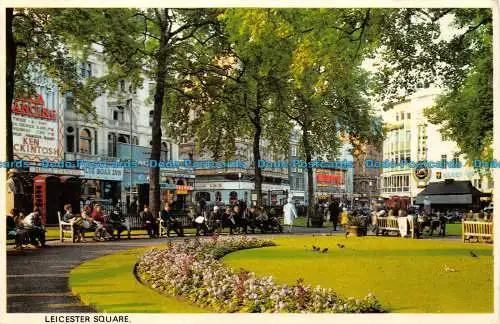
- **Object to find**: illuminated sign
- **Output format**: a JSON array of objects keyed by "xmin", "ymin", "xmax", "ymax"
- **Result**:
[{"xmin": 12, "ymin": 93, "xmax": 63, "ymax": 162}]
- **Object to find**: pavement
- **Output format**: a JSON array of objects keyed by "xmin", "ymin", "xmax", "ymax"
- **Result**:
[{"xmin": 6, "ymin": 227, "xmax": 461, "ymax": 313}]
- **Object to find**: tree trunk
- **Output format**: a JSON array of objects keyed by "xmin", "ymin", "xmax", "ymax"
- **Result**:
[
  {"xmin": 253, "ymin": 83, "xmax": 263, "ymax": 206},
  {"xmin": 302, "ymin": 126, "xmax": 314, "ymax": 227},
  {"xmin": 6, "ymin": 8, "xmax": 16, "ymax": 161},
  {"xmin": 253, "ymin": 120, "xmax": 262, "ymax": 206},
  {"xmin": 149, "ymin": 10, "xmax": 169, "ymax": 217}
]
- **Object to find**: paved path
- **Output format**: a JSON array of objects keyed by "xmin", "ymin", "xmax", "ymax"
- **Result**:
[
  {"xmin": 7, "ymin": 239, "xmax": 167, "ymax": 313},
  {"xmin": 6, "ymin": 229, "xmax": 460, "ymax": 313}
]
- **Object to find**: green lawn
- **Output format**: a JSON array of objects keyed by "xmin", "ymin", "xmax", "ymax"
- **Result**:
[
  {"xmin": 69, "ymin": 234, "xmax": 492, "ymax": 313},
  {"xmin": 69, "ymin": 246, "xmax": 208, "ymax": 313},
  {"xmin": 222, "ymin": 236, "xmax": 493, "ymax": 313}
]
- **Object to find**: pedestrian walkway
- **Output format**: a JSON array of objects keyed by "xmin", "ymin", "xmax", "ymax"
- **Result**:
[{"xmin": 7, "ymin": 239, "xmax": 161, "ymax": 313}]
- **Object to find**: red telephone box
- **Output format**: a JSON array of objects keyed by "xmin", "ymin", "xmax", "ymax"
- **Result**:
[{"xmin": 33, "ymin": 175, "xmax": 61, "ymax": 225}]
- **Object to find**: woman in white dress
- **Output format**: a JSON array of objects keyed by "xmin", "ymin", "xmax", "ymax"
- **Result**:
[{"xmin": 283, "ymin": 198, "xmax": 298, "ymax": 233}]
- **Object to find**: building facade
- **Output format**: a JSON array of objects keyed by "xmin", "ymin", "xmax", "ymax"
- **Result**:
[
  {"xmin": 353, "ymin": 142, "xmax": 383, "ymax": 207},
  {"xmin": 380, "ymin": 90, "xmax": 491, "ymax": 204},
  {"xmin": 180, "ymin": 138, "xmax": 290, "ymax": 207}
]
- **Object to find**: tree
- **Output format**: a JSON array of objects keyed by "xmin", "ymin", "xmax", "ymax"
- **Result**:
[
  {"xmin": 171, "ymin": 9, "xmax": 294, "ymax": 205},
  {"xmin": 57, "ymin": 8, "xmax": 223, "ymax": 215},
  {"xmin": 6, "ymin": 8, "xmax": 110, "ymax": 162},
  {"xmin": 375, "ymin": 8, "xmax": 493, "ymax": 163},
  {"xmin": 262, "ymin": 9, "xmax": 384, "ymax": 224}
]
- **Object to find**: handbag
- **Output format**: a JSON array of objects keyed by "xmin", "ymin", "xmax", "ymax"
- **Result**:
[
  {"xmin": 82, "ymin": 220, "xmax": 91, "ymax": 229},
  {"xmin": 72, "ymin": 217, "xmax": 84, "ymax": 227}
]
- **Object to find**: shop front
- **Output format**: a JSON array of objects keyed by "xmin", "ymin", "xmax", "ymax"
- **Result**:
[{"xmin": 81, "ymin": 166, "xmax": 124, "ymax": 204}]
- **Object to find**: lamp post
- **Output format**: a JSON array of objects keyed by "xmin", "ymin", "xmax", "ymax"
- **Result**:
[
  {"xmin": 369, "ymin": 180, "xmax": 373, "ymax": 210},
  {"xmin": 128, "ymin": 98, "xmax": 133, "ymax": 212},
  {"xmin": 238, "ymin": 172, "xmax": 242, "ymax": 201}
]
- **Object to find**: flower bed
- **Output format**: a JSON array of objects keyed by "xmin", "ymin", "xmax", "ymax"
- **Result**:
[{"xmin": 136, "ymin": 235, "xmax": 384, "ymax": 313}]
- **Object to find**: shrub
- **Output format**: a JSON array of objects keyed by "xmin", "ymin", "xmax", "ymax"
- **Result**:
[{"xmin": 136, "ymin": 235, "xmax": 384, "ymax": 313}]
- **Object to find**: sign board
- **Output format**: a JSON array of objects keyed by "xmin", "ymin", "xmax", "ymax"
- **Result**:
[
  {"xmin": 83, "ymin": 167, "xmax": 123, "ymax": 181},
  {"xmin": 29, "ymin": 166, "xmax": 84, "ymax": 176},
  {"xmin": 12, "ymin": 90, "xmax": 63, "ymax": 162}
]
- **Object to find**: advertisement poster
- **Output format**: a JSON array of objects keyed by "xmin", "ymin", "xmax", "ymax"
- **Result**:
[{"xmin": 11, "ymin": 75, "xmax": 63, "ymax": 162}]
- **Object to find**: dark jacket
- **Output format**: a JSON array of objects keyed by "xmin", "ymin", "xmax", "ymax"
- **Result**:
[
  {"xmin": 140, "ymin": 210, "xmax": 156, "ymax": 223},
  {"xmin": 109, "ymin": 209, "xmax": 125, "ymax": 224},
  {"xmin": 329, "ymin": 201, "xmax": 340, "ymax": 221},
  {"xmin": 160, "ymin": 210, "xmax": 174, "ymax": 223}
]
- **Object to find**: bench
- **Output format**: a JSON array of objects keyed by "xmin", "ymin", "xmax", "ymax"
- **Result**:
[
  {"xmin": 462, "ymin": 220, "xmax": 493, "ymax": 243},
  {"xmin": 375, "ymin": 216, "xmax": 415, "ymax": 238},
  {"xmin": 58, "ymin": 211, "xmax": 75, "ymax": 243},
  {"xmin": 158, "ymin": 211, "xmax": 210, "ymax": 236}
]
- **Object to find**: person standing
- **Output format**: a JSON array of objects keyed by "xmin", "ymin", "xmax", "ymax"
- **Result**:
[
  {"xmin": 283, "ymin": 198, "xmax": 298, "ymax": 233},
  {"xmin": 340, "ymin": 207, "xmax": 349, "ymax": 232},
  {"xmin": 329, "ymin": 200, "xmax": 340, "ymax": 231}
]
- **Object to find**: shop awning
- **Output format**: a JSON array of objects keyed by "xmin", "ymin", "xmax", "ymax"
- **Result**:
[
  {"xmin": 414, "ymin": 194, "xmax": 472, "ymax": 205},
  {"xmin": 415, "ymin": 179, "xmax": 488, "ymax": 205}
]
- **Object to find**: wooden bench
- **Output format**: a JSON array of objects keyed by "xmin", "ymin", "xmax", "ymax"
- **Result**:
[
  {"xmin": 375, "ymin": 216, "xmax": 415, "ymax": 238},
  {"xmin": 58, "ymin": 211, "xmax": 75, "ymax": 243},
  {"xmin": 462, "ymin": 220, "xmax": 493, "ymax": 243}
]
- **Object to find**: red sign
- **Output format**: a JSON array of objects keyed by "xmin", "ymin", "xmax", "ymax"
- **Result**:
[
  {"xmin": 316, "ymin": 174, "xmax": 344, "ymax": 184},
  {"xmin": 11, "ymin": 94, "xmax": 57, "ymax": 121}
]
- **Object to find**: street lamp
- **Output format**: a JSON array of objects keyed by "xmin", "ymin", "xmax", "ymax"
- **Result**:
[
  {"xmin": 127, "ymin": 98, "xmax": 133, "ymax": 212},
  {"xmin": 369, "ymin": 181, "xmax": 373, "ymax": 210},
  {"xmin": 238, "ymin": 172, "xmax": 242, "ymax": 201}
]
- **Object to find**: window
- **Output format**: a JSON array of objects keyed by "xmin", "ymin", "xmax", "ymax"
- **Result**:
[
  {"xmin": 291, "ymin": 145, "xmax": 297, "ymax": 157},
  {"xmin": 196, "ymin": 192, "xmax": 211, "ymax": 202},
  {"xmin": 66, "ymin": 92, "xmax": 74, "ymax": 110},
  {"xmin": 117, "ymin": 134, "xmax": 129, "ymax": 144},
  {"xmin": 441, "ymin": 155, "xmax": 447, "ymax": 169},
  {"xmin": 161, "ymin": 142, "xmax": 169, "ymax": 160},
  {"xmin": 79, "ymin": 129, "xmax": 92, "ymax": 154},
  {"xmin": 108, "ymin": 133, "xmax": 116, "ymax": 157},
  {"xmin": 119, "ymin": 80, "xmax": 125, "ymax": 92},
  {"xmin": 401, "ymin": 112, "xmax": 404, "ymax": 120},
  {"xmin": 149, "ymin": 110, "xmax": 154, "ymax": 126},
  {"xmin": 133, "ymin": 136, "xmax": 139, "ymax": 145},
  {"xmin": 215, "ymin": 192, "xmax": 222, "ymax": 202},
  {"xmin": 474, "ymin": 179, "xmax": 482, "ymax": 189},
  {"xmin": 113, "ymin": 107, "xmax": 124, "ymax": 121},
  {"xmin": 66, "ymin": 126, "xmax": 75, "ymax": 153},
  {"xmin": 396, "ymin": 114, "xmax": 399, "ymax": 121},
  {"xmin": 79, "ymin": 62, "xmax": 92, "ymax": 78},
  {"xmin": 453, "ymin": 153, "xmax": 460, "ymax": 167},
  {"xmin": 381, "ymin": 174, "xmax": 409, "ymax": 193},
  {"xmin": 407, "ymin": 113, "xmax": 411, "ymax": 120}
]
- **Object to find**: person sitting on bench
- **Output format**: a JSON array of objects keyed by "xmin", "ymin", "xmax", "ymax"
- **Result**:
[
  {"xmin": 160, "ymin": 204, "xmax": 184, "ymax": 237},
  {"xmin": 140, "ymin": 205, "xmax": 158, "ymax": 238},
  {"xmin": 7, "ymin": 208, "xmax": 27, "ymax": 249},
  {"xmin": 108, "ymin": 205, "xmax": 128, "ymax": 240},
  {"xmin": 22, "ymin": 207, "xmax": 46, "ymax": 247},
  {"xmin": 63, "ymin": 204, "xmax": 84, "ymax": 242}
]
